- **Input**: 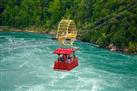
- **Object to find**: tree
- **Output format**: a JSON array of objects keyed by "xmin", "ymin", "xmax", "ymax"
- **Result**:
[{"xmin": 47, "ymin": 0, "xmax": 62, "ymax": 28}]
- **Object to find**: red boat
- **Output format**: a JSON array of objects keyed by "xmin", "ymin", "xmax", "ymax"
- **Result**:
[{"xmin": 53, "ymin": 48, "xmax": 78, "ymax": 71}]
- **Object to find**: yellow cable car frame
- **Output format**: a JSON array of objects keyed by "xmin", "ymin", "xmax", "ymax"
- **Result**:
[{"xmin": 56, "ymin": 19, "xmax": 77, "ymax": 46}]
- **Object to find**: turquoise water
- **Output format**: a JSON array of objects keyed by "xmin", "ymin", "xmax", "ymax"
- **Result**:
[{"xmin": 0, "ymin": 32, "xmax": 137, "ymax": 91}]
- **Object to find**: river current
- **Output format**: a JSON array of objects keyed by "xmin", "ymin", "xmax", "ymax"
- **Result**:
[{"xmin": 0, "ymin": 32, "xmax": 137, "ymax": 91}]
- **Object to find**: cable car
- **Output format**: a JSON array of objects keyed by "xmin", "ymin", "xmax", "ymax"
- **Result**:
[{"xmin": 53, "ymin": 48, "xmax": 78, "ymax": 71}]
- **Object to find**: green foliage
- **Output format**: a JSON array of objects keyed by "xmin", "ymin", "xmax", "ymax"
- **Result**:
[
  {"xmin": 111, "ymin": 28, "xmax": 127, "ymax": 48},
  {"xmin": 128, "ymin": 42, "xmax": 137, "ymax": 53},
  {"xmin": 47, "ymin": 0, "xmax": 61, "ymax": 27}
]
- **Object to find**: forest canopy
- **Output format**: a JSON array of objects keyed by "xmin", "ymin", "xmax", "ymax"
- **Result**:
[{"xmin": 0, "ymin": 0, "xmax": 137, "ymax": 53}]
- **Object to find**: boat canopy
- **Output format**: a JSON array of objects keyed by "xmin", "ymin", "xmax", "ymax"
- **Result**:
[{"xmin": 53, "ymin": 48, "xmax": 76, "ymax": 55}]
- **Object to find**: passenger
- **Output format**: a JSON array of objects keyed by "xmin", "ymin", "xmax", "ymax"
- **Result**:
[
  {"xmin": 58, "ymin": 54, "xmax": 60, "ymax": 61},
  {"xmin": 63, "ymin": 55, "xmax": 67, "ymax": 62},
  {"xmin": 60, "ymin": 55, "xmax": 64, "ymax": 62},
  {"xmin": 67, "ymin": 55, "xmax": 71, "ymax": 63}
]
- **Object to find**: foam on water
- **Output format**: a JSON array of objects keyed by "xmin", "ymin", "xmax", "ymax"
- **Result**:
[{"xmin": 0, "ymin": 32, "xmax": 137, "ymax": 91}]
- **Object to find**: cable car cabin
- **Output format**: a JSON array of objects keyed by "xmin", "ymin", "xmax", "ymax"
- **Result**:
[{"xmin": 53, "ymin": 48, "xmax": 78, "ymax": 71}]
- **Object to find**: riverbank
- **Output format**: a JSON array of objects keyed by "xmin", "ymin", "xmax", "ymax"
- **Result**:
[
  {"xmin": 81, "ymin": 38, "xmax": 137, "ymax": 55},
  {"xmin": 81, "ymin": 40, "xmax": 137, "ymax": 55},
  {"xmin": 0, "ymin": 26, "xmax": 136, "ymax": 54},
  {"xmin": 0, "ymin": 26, "xmax": 56, "ymax": 34}
]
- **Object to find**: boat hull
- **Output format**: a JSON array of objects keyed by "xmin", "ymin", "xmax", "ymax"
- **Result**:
[{"xmin": 53, "ymin": 58, "xmax": 78, "ymax": 71}]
